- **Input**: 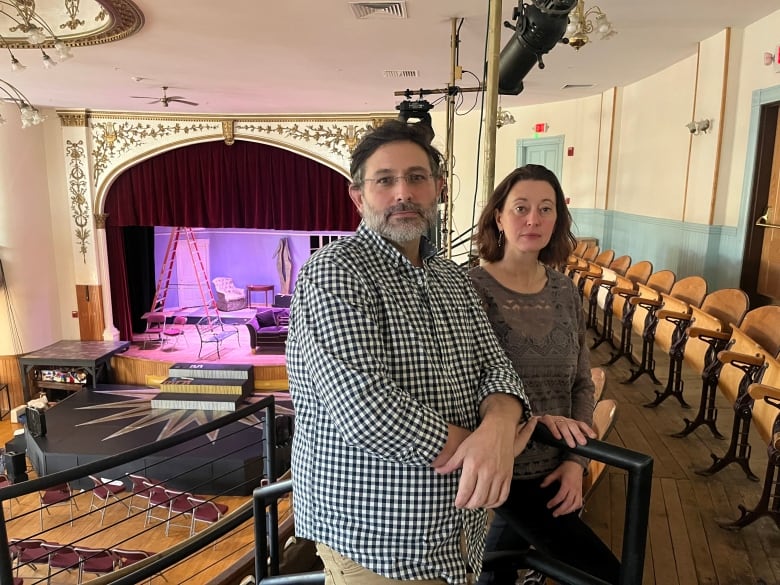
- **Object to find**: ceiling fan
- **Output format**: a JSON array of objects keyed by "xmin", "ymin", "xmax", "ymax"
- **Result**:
[{"xmin": 130, "ymin": 86, "xmax": 198, "ymax": 107}]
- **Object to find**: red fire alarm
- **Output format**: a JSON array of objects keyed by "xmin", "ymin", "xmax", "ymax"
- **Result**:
[
  {"xmin": 534, "ymin": 123, "xmax": 548, "ymax": 133},
  {"xmin": 567, "ymin": 146, "xmax": 575, "ymax": 157}
]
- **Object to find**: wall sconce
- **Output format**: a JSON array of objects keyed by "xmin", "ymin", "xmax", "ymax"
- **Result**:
[{"xmin": 685, "ymin": 119, "xmax": 711, "ymax": 135}]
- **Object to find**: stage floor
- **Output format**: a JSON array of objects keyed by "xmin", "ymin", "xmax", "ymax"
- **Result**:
[
  {"xmin": 127, "ymin": 323, "xmax": 286, "ymax": 366},
  {"xmin": 25, "ymin": 385, "xmax": 293, "ymax": 495}
]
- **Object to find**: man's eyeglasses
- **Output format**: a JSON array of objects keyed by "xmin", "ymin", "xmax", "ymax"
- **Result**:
[{"xmin": 362, "ymin": 173, "xmax": 434, "ymax": 189}]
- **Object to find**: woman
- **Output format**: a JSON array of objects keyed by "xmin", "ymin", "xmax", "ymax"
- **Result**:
[{"xmin": 470, "ymin": 164, "xmax": 620, "ymax": 585}]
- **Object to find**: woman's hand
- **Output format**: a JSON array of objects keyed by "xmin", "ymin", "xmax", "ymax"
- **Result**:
[
  {"xmin": 540, "ymin": 460, "xmax": 585, "ymax": 517},
  {"xmin": 538, "ymin": 414, "xmax": 596, "ymax": 448}
]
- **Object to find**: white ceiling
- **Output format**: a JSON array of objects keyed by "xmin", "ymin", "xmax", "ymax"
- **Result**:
[{"xmin": 3, "ymin": 0, "xmax": 780, "ymax": 116}]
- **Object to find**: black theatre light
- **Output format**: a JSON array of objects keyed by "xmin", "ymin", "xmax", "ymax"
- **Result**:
[
  {"xmin": 498, "ymin": 0, "xmax": 577, "ymax": 95},
  {"xmin": 396, "ymin": 99, "xmax": 435, "ymax": 142}
]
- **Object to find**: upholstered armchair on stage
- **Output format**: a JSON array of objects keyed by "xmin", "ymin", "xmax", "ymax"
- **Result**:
[{"xmin": 212, "ymin": 277, "xmax": 247, "ymax": 311}]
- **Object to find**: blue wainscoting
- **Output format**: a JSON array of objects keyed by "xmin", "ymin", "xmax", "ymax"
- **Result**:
[{"xmin": 569, "ymin": 209, "xmax": 742, "ymax": 290}]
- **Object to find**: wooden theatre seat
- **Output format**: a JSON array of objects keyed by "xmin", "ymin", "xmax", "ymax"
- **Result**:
[
  {"xmin": 582, "ymin": 398, "xmax": 618, "ymax": 502},
  {"xmin": 565, "ymin": 245, "xmax": 599, "ymax": 278},
  {"xmin": 571, "ymin": 249, "xmax": 615, "ymax": 299},
  {"xmin": 621, "ymin": 275, "xmax": 707, "ymax": 386},
  {"xmin": 604, "ymin": 269, "xmax": 676, "ymax": 370},
  {"xmin": 591, "ymin": 260, "xmax": 653, "ymax": 350},
  {"xmin": 581, "ymin": 255, "xmax": 632, "ymax": 331},
  {"xmin": 564, "ymin": 240, "xmax": 589, "ymax": 269},
  {"xmin": 695, "ymin": 306, "xmax": 780, "ymax": 480},
  {"xmin": 718, "ymin": 353, "xmax": 780, "ymax": 530},
  {"xmin": 648, "ymin": 288, "xmax": 749, "ymax": 410}
]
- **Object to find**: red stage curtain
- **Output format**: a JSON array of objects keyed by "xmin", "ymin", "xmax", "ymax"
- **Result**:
[
  {"xmin": 104, "ymin": 140, "xmax": 360, "ymax": 340},
  {"xmin": 104, "ymin": 140, "xmax": 359, "ymax": 229}
]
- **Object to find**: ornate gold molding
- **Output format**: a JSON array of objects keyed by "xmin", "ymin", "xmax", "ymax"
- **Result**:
[
  {"xmin": 66, "ymin": 139, "xmax": 91, "ymax": 262},
  {"xmin": 94, "ymin": 213, "xmax": 108, "ymax": 229},
  {"xmin": 1, "ymin": 0, "xmax": 143, "ymax": 49},
  {"xmin": 91, "ymin": 119, "xmax": 220, "ymax": 184},
  {"xmin": 222, "ymin": 120, "xmax": 235, "ymax": 146},
  {"xmin": 58, "ymin": 111, "xmax": 88, "ymax": 127},
  {"xmin": 236, "ymin": 121, "xmax": 376, "ymax": 157}
]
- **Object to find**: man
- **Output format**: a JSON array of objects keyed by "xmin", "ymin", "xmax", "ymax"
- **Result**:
[{"xmin": 287, "ymin": 120, "xmax": 536, "ymax": 585}]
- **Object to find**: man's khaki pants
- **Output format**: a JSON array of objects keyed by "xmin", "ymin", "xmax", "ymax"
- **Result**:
[{"xmin": 316, "ymin": 543, "xmax": 448, "ymax": 585}]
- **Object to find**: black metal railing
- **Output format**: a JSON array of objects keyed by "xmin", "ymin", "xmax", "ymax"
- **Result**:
[
  {"xmin": 0, "ymin": 394, "xmax": 279, "ymax": 585},
  {"xmin": 252, "ymin": 424, "xmax": 653, "ymax": 585}
]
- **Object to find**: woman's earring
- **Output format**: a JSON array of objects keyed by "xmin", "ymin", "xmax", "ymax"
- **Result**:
[{"xmin": 498, "ymin": 230, "xmax": 505, "ymax": 248}]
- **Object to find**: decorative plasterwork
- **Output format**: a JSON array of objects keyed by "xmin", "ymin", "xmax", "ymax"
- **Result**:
[
  {"xmin": 81, "ymin": 111, "xmax": 396, "ymax": 190},
  {"xmin": 66, "ymin": 139, "xmax": 91, "ymax": 262},
  {"xmin": 58, "ymin": 111, "xmax": 88, "ymax": 127},
  {"xmin": 0, "ymin": 0, "xmax": 143, "ymax": 49},
  {"xmin": 91, "ymin": 119, "xmax": 221, "ymax": 185},
  {"xmin": 94, "ymin": 212, "xmax": 107, "ymax": 229}
]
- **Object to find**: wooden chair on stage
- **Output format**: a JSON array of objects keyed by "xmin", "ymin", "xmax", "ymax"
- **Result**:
[
  {"xmin": 604, "ymin": 269, "xmax": 676, "ymax": 369},
  {"xmin": 718, "ymin": 355, "xmax": 780, "ymax": 530},
  {"xmin": 694, "ymin": 306, "xmax": 780, "ymax": 481},
  {"xmin": 591, "ymin": 260, "xmax": 653, "ymax": 349},
  {"xmin": 647, "ymin": 288, "xmax": 749, "ymax": 409},
  {"xmin": 620, "ymin": 275, "xmax": 707, "ymax": 386}
]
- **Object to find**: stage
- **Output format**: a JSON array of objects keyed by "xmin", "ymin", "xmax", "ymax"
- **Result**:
[{"xmin": 25, "ymin": 384, "xmax": 294, "ymax": 496}]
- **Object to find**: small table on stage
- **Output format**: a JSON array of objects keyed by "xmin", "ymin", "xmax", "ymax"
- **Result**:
[
  {"xmin": 246, "ymin": 284, "xmax": 274, "ymax": 308},
  {"xmin": 18, "ymin": 340, "xmax": 131, "ymax": 402}
]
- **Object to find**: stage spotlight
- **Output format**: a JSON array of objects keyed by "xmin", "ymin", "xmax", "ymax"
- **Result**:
[
  {"xmin": 499, "ymin": 0, "xmax": 577, "ymax": 95},
  {"xmin": 396, "ymin": 99, "xmax": 435, "ymax": 142}
]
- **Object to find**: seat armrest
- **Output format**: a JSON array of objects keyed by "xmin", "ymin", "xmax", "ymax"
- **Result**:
[
  {"xmin": 688, "ymin": 327, "xmax": 729, "ymax": 342},
  {"xmin": 748, "ymin": 383, "xmax": 780, "ymax": 402},
  {"xmin": 657, "ymin": 310, "xmax": 691, "ymax": 322},
  {"xmin": 245, "ymin": 321, "xmax": 259, "ymax": 349},
  {"xmin": 630, "ymin": 296, "xmax": 661, "ymax": 308},
  {"xmin": 717, "ymin": 350, "xmax": 764, "ymax": 367},
  {"xmin": 611, "ymin": 286, "xmax": 638, "ymax": 298}
]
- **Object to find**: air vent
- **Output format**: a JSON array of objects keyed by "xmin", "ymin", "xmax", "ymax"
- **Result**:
[
  {"xmin": 562, "ymin": 83, "xmax": 595, "ymax": 90},
  {"xmin": 350, "ymin": 1, "xmax": 408, "ymax": 19},
  {"xmin": 383, "ymin": 69, "xmax": 418, "ymax": 78}
]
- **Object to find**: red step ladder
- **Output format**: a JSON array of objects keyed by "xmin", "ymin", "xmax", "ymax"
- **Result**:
[{"xmin": 150, "ymin": 227, "xmax": 216, "ymax": 319}]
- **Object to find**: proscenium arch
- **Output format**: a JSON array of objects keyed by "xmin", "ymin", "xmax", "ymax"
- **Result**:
[{"xmin": 93, "ymin": 135, "xmax": 352, "ymax": 340}]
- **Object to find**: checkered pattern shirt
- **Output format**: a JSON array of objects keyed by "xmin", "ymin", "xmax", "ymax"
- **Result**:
[{"xmin": 287, "ymin": 224, "xmax": 529, "ymax": 584}]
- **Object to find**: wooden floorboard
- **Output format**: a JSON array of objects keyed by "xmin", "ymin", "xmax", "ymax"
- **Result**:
[
  {"xmin": 582, "ymin": 324, "xmax": 778, "ymax": 585},
  {"xmin": 1, "ymin": 313, "xmax": 777, "ymax": 584}
]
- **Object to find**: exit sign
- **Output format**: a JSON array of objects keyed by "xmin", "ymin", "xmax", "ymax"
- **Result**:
[{"xmin": 534, "ymin": 123, "xmax": 549, "ymax": 133}]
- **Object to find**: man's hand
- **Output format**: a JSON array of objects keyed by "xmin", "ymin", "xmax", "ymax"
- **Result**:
[
  {"xmin": 540, "ymin": 460, "xmax": 585, "ymax": 517},
  {"xmin": 538, "ymin": 414, "xmax": 596, "ymax": 448},
  {"xmin": 434, "ymin": 395, "xmax": 528, "ymax": 509}
]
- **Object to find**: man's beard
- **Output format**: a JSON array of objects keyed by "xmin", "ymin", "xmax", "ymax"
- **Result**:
[{"xmin": 362, "ymin": 200, "xmax": 438, "ymax": 243}]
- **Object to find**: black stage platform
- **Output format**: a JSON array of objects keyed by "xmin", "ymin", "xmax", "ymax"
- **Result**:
[{"xmin": 24, "ymin": 385, "xmax": 293, "ymax": 496}]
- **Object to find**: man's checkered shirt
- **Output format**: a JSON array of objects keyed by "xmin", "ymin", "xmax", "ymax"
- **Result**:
[{"xmin": 287, "ymin": 224, "xmax": 529, "ymax": 584}]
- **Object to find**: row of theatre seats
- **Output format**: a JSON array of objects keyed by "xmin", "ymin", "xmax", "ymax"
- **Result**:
[{"xmin": 566, "ymin": 241, "xmax": 780, "ymax": 530}]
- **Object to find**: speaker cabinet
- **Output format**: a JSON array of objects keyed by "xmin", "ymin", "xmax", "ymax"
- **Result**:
[
  {"xmin": 25, "ymin": 406, "xmax": 47, "ymax": 438},
  {"xmin": 4, "ymin": 451, "xmax": 27, "ymax": 483}
]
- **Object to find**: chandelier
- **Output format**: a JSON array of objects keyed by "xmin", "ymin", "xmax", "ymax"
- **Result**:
[
  {"xmin": 565, "ymin": 0, "xmax": 617, "ymax": 51},
  {"xmin": 0, "ymin": 0, "xmax": 81, "ymax": 127}
]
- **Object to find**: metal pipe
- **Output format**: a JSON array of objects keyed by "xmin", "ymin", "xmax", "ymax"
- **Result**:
[
  {"xmin": 444, "ymin": 17, "xmax": 458, "ymax": 258},
  {"xmin": 482, "ymin": 0, "xmax": 503, "ymax": 206}
]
